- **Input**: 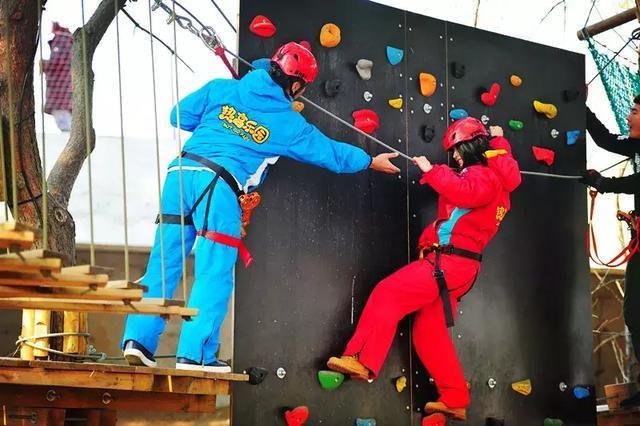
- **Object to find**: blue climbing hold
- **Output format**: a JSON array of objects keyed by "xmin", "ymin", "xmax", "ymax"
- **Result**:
[
  {"xmin": 450, "ymin": 108, "xmax": 469, "ymax": 121},
  {"xmin": 386, "ymin": 46, "xmax": 404, "ymax": 65},
  {"xmin": 251, "ymin": 58, "xmax": 271, "ymax": 72},
  {"xmin": 356, "ymin": 418, "xmax": 376, "ymax": 426},
  {"xmin": 573, "ymin": 386, "xmax": 591, "ymax": 400},
  {"xmin": 566, "ymin": 130, "xmax": 581, "ymax": 146}
]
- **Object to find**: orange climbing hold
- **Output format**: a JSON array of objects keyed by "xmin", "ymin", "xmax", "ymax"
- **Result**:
[
  {"xmin": 512, "ymin": 379, "xmax": 532, "ymax": 396},
  {"xmin": 388, "ymin": 98, "xmax": 403, "ymax": 109},
  {"xmin": 320, "ymin": 23, "xmax": 341, "ymax": 48},
  {"xmin": 532, "ymin": 146, "xmax": 555, "ymax": 166},
  {"xmin": 510, "ymin": 75, "xmax": 522, "ymax": 87},
  {"xmin": 419, "ymin": 73, "xmax": 437, "ymax": 97},
  {"xmin": 249, "ymin": 15, "xmax": 276, "ymax": 38},
  {"xmin": 292, "ymin": 101, "xmax": 304, "ymax": 112},
  {"xmin": 533, "ymin": 100, "xmax": 558, "ymax": 119}
]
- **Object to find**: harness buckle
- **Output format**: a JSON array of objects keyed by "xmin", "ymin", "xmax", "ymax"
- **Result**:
[{"xmin": 432, "ymin": 269, "xmax": 445, "ymax": 280}]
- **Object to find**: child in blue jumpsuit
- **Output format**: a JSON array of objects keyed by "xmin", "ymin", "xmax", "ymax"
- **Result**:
[{"xmin": 121, "ymin": 42, "xmax": 400, "ymax": 372}]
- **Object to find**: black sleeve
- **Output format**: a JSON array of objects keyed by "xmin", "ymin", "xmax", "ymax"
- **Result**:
[
  {"xmin": 587, "ymin": 107, "xmax": 640, "ymax": 157},
  {"xmin": 601, "ymin": 173, "xmax": 640, "ymax": 194}
]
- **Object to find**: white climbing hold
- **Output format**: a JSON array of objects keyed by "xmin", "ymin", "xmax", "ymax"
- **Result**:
[
  {"xmin": 551, "ymin": 129, "xmax": 559, "ymax": 138},
  {"xmin": 481, "ymin": 115, "xmax": 490, "ymax": 125},
  {"xmin": 423, "ymin": 103, "xmax": 432, "ymax": 114},
  {"xmin": 364, "ymin": 91, "xmax": 373, "ymax": 102}
]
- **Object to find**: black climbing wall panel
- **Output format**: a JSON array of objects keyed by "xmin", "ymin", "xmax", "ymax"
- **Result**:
[{"xmin": 235, "ymin": 1, "xmax": 594, "ymax": 425}]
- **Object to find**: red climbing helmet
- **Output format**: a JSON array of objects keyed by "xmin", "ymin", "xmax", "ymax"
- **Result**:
[
  {"xmin": 272, "ymin": 42, "xmax": 318, "ymax": 84},
  {"xmin": 442, "ymin": 117, "xmax": 490, "ymax": 151}
]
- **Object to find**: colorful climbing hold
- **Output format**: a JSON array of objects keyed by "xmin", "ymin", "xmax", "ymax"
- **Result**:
[
  {"xmin": 422, "ymin": 125, "xmax": 436, "ymax": 143},
  {"xmin": 419, "ymin": 73, "xmax": 437, "ymax": 97},
  {"xmin": 395, "ymin": 375, "xmax": 407, "ymax": 392},
  {"xmin": 324, "ymin": 79, "xmax": 342, "ymax": 98},
  {"xmin": 388, "ymin": 98, "xmax": 403, "ymax": 109},
  {"xmin": 450, "ymin": 108, "xmax": 469, "ymax": 121},
  {"xmin": 355, "ymin": 418, "xmax": 376, "ymax": 426},
  {"xmin": 510, "ymin": 74, "xmax": 522, "ymax": 87},
  {"xmin": 422, "ymin": 413, "xmax": 447, "ymax": 426},
  {"xmin": 481, "ymin": 83, "xmax": 501, "ymax": 107},
  {"xmin": 481, "ymin": 115, "xmax": 490, "ymax": 125},
  {"xmin": 292, "ymin": 101, "xmax": 304, "ymax": 113},
  {"xmin": 320, "ymin": 23, "xmax": 341, "ymax": 48},
  {"xmin": 563, "ymin": 89, "xmax": 580, "ymax": 102},
  {"xmin": 356, "ymin": 59, "xmax": 373, "ymax": 80},
  {"xmin": 299, "ymin": 40, "xmax": 311, "ymax": 51},
  {"xmin": 533, "ymin": 100, "xmax": 558, "ymax": 119},
  {"xmin": 423, "ymin": 103, "xmax": 432, "ymax": 114},
  {"xmin": 451, "ymin": 62, "xmax": 466, "ymax": 79},
  {"xmin": 386, "ymin": 46, "xmax": 404, "ymax": 65},
  {"xmin": 249, "ymin": 15, "xmax": 276, "ymax": 38},
  {"xmin": 551, "ymin": 129, "xmax": 559, "ymax": 139},
  {"xmin": 251, "ymin": 58, "xmax": 271, "ymax": 72},
  {"xmin": 511, "ymin": 379, "xmax": 532, "ymax": 396},
  {"xmin": 566, "ymin": 129, "xmax": 581, "ymax": 145},
  {"xmin": 508, "ymin": 120, "xmax": 524, "ymax": 131},
  {"xmin": 285, "ymin": 406, "xmax": 309, "ymax": 426},
  {"xmin": 543, "ymin": 418, "xmax": 564, "ymax": 426},
  {"xmin": 363, "ymin": 91, "xmax": 373, "ymax": 102},
  {"xmin": 318, "ymin": 370, "xmax": 345, "ymax": 390},
  {"xmin": 352, "ymin": 109, "xmax": 380, "ymax": 135},
  {"xmin": 573, "ymin": 386, "xmax": 591, "ymax": 400},
  {"xmin": 532, "ymin": 146, "xmax": 555, "ymax": 166}
]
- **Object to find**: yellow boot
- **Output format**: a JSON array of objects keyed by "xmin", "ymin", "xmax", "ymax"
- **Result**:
[
  {"xmin": 326, "ymin": 355, "xmax": 370, "ymax": 380},
  {"xmin": 424, "ymin": 401, "xmax": 467, "ymax": 421}
]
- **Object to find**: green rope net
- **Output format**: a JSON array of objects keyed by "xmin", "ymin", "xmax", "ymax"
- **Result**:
[{"xmin": 588, "ymin": 40, "xmax": 640, "ymax": 134}]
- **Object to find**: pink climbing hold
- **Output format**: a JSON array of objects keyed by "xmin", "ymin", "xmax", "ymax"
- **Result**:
[
  {"xmin": 285, "ymin": 406, "xmax": 309, "ymax": 426},
  {"xmin": 532, "ymin": 146, "xmax": 555, "ymax": 166},
  {"xmin": 481, "ymin": 83, "xmax": 501, "ymax": 106},
  {"xmin": 352, "ymin": 109, "xmax": 380, "ymax": 134},
  {"xmin": 249, "ymin": 15, "xmax": 276, "ymax": 38},
  {"xmin": 299, "ymin": 40, "xmax": 312, "ymax": 51}
]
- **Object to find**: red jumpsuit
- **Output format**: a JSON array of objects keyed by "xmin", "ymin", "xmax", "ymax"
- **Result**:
[{"xmin": 343, "ymin": 136, "xmax": 521, "ymax": 408}]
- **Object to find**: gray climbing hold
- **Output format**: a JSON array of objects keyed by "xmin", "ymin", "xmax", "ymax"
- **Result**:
[
  {"xmin": 356, "ymin": 59, "xmax": 373, "ymax": 80},
  {"xmin": 364, "ymin": 91, "xmax": 373, "ymax": 102},
  {"xmin": 423, "ymin": 103, "xmax": 432, "ymax": 114},
  {"xmin": 551, "ymin": 129, "xmax": 559, "ymax": 138},
  {"xmin": 481, "ymin": 115, "xmax": 490, "ymax": 125}
]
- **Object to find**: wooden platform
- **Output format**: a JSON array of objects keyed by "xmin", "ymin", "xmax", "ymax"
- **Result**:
[{"xmin": 0, "ymin": 357, "xmax": 248, "ymax": 423}]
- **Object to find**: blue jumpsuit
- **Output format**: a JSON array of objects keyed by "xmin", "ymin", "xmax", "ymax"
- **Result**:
[{"xmin": 121, "ymin": 69, "xmax": 372, "ymax": 364}]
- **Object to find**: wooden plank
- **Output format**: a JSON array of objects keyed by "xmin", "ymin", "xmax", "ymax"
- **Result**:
[
  {"xmin": 0, "ymin": 272, "xmax": 108, "ymax": 288},
  {"xmin": 0, "ymin": 385, "xmax": 218, "ymax": 413},
  {"xmin": 139, "ymin": 298, "xmax": 185, "ymax": 307},
  {"xmin": 0, "ymin": 249, "xmax": 67, "ymax": 261},
  {"xmin": 0, "ymin": 230, "xmax": 34, "ymax": 250},
  {"xmin": 0, "ymin": 285, "xmax": 143, "ymax": 301},
  {"xmin": 62, "ymin": 265, "xmax": 114, "ymax": 275},
  {"xmin": 105, "ymin": 280, "xmax": 147, "ymax": 291},
  {"xmin": 0, "ymin": 299, "xmax": 198, "ymax": 317},
  {"xmin": 0, "ymin": 257, "xmax": 61, "ymax": 274},
  {"xmin": 0, "ymin": 222, "xmax": 38, "ymax": 233}
]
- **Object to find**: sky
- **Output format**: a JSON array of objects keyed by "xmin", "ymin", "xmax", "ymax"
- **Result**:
[{"xmin": 29, "ymin": 0, "xmax": 640, "ymax": 263}]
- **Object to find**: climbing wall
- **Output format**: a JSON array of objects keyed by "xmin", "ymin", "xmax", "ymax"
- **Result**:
[{"xmin": 235, "ymin": 1, "xmax": 594, "ymax": 425}]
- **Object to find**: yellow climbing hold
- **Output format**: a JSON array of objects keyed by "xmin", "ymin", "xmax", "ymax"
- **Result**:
[
  {"xmin": 510, "ymin": 75, "xmax": 522, "ymax": 87},
  {"xmin": 388, "ymin": 98, "xmax": 403, "ymax": 109},
  {"xmin": 395, "ymin": 376, "xmax": 407, "ymax": 393},
  {"xmin": 292, "ymin": 101, "xmax": 304, "ymax": 112},
  {"xmin": 320, "ymin": 23, "xmax": 341, "ymax": 48},
  {"xmin": 512, "ymin": 379, "xmax": 532, "ymax": 396},
  {"xmin": 533, "ymin": 100, "xmax": 558, "ymax": 119},
  {"xmin": 419, "ymin": 73, "xmax": 437, "ymax": 97}
]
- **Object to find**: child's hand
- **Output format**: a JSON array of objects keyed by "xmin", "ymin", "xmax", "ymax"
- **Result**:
[
  {"xmin": 370, "ymin": 152, "xmax": 401, "ymax": 174},
  {"xmin": 489, "ymin": 126, "xmax": 503, "ymax": 137},
  {"xmin": 413, "ymin": 156, "xmax": 433, "ymax": 173}
]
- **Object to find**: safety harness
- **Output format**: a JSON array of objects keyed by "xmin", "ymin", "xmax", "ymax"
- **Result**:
[
  {"xmin": 419, "ymin": 244, "xmax": 482, "ymax": 328},
  {"xmin": 156, "ymin": 151, "xmax": 260, "ymax": 267},
  {"xmin": 587, "ymin": 190, "xmax": 640, "ymax": 267}
]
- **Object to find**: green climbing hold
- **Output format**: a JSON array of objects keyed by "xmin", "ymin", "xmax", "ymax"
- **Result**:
[
  {"xmin": 318, "ymin": 370, "xmax": 345, "ymax": 390},
  {"xmin": 508, "ymin": 120, "xmax": 524, "ymax": 131},
  {"xmin": 543, "ymin": 419, "xmax": 563, "ymax": 426}
]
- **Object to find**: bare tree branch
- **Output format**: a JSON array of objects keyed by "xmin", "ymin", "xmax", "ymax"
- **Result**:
[{"xmin": 473, "ymin": 0, "xmax": 481, "ymax": 28}]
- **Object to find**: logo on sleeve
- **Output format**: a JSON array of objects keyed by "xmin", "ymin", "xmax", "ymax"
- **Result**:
[{"xmin": 219, "ymin": 105, "xmax": 270, "ymax": 144}]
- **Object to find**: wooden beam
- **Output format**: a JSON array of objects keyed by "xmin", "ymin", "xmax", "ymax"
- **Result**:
[
  {"xmin": 0, "ymin": 298, "xmax": 198, "ymax": 317},
  {"xmin": 0, "ymin": 230, "xmax": 34, "ymax": 250},
  {"xmin": 105, "ymin": 280, "xmax": 147, "ymax": 291},
  {"xmin": 0, "ymin": 285, "xmax": 143, "ymax": 301},
  {"xmin": 62, "ymin": 265, "xmax": 114, "ymax": 275},
  {"xmin": 0, "ymin": 384, "xmax": 218, "ymax": 413},
  {"xmin": 0, "ymin": 257, "xmax": 62, "ymax": 274},
  {"xmin": 0, "ymin": 271, "xmax": 108, "ymax": 288},
  {"xmin": 577, "ymin": 7, "xmax": 638, "ymax": 40},
  {"xmin": 139, "ymin": 298, "xmax": 185, "ymax": 307}
]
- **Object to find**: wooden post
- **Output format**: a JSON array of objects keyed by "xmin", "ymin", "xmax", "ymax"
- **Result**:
[
  {"xmin": 19, "ymin": 309, "xmax": 34, "ymax": 360},
  {"xmin": 577, "ymin": 7, "xmax": 639, "ymax": 40},
  {"xmin": 32, "ymin": 309, "xmax": 49, "ymax": 358},
  {"xmin": 63, "ymin": 312, "xmax": 88, "ymax": 355}
]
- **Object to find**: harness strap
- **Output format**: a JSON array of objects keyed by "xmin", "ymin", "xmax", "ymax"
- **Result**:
[
  {"xmin": 181, "ymin": 151, "xmax": 244, "ymax": 197},
  {"xmin": 155, "ymin": 214, "xmax": 193, "ymax": 226},
  {"xmin": 197, "ymin": 230, "xmax": 253, "ymax": 267}
]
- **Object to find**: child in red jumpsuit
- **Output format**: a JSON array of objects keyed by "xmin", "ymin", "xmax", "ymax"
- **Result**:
[{"xmin": 327, "ymin": 117, "xmax": 521, "ymax": 421}]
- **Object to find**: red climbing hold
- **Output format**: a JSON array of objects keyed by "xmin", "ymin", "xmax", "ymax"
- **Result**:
[
  {"xmin": 423, "ymin": 413, "xmax": 447, "ymax": 426},
  {"xmin": 299, "ymin": 40, "xmax": 312, "ymax": 51},
  {"xmin": 480, "ymin": 83, "xmax": 501, "ymax": 106},
  {"xmin": 532, "ymin": 146, "xmax": 555, "ymax": 166},
  {"xmin": 352, "ymin": 109, "xmax": 380, "ymax": 134},
  {"xmin": 249, "ymin": 15, "xmax": 276, "ymax": 38},
  {"xmin": 285, "ymin": 406, "xmax": 309, "ymax": 425}
]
